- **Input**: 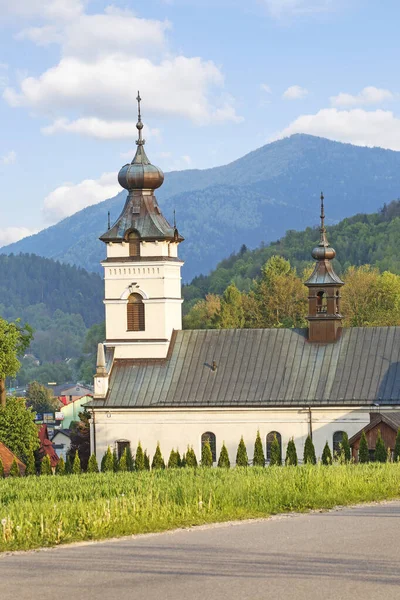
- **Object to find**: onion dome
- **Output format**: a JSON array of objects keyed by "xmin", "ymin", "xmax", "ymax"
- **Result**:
[
  {"xmin": 311, "ymin": 192, "xmax": 336, "ymax": 260},
  {"xmin": 118, "ymin": 92, "xmax": 164, "ymax": 191}
]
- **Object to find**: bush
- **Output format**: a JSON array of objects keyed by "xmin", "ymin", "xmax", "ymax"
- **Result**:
[
  {"xmin": 201, "ymin": 440, "xmax": 213, "ymax": 467},
  {"xmin": 358, "ymin": 431, "xmax": 369, "ymax": 463},
  {"xmin": 126, "ymin": 446, "xmax": 134, "ymax": 472},
  {"xmin": 303, "ymin": 436, "xmax": 316, "ymax": 465},
  {"xmin": 9, "ymin": 458, "xmax": 20, "ymax": 477},
  {"xmin": 0, "ymin": 457, "xmax": 4, "ymax": 478},
  {"xmin": 341, "ymin": 432, "xmax": 351, "ymax": 463},
  {"xmin": 186, "ymin": 446, "xmax": 198, "ymax": 468},
  {"xmin": 101, "ymin": 447, "xmax": 114, "ymax": 473},
  {"xmin": 73, "ymin": 451, "xmax": 81, "ymax": 474},
  {"xmin": 87, "ymin": 453, "xmax": 99, "ymax": 473},
  {"xmin": 375, "ymin": 430, "xmax": 386, "ymax": 463},
  {"xmin": 55, "ymin": 456, "xmax": 65, "ymax": 475},
  {"xmin": 135, "ymin": 442, "xmax": 145, "ymax": 471},
  {"xmin": 151, "ymin": 443, "xmax": 165, "ymax": 470},
  {"xmin": 269, "ymin": 435, "xmax": 282, "ymax": 466},
  {"xmin": 285, "ymin": 438, "xmax": 298, "ymax": 466},
  {"xmin": 119, "ymin": 448, "xmax": 128, "ymax": 472},
  {"xmin": 253, "ymin": 430, "xmax": 265, "ymax": 467},
  {"xmin": 25, "ymin": 450, "xmax": 36, "ymax": 476},
  {"xmin": 394, "ymin": 429, "xmax": 400, "ymax": 462},
  {"xmin": 144, "ymin": 450, "xmax": 150, "ymax": 471},
  {"xmin": 321, "ymin": 441, "xmax": 332, "ymax": 465},
  {"xmin": 217, "ymin": 442, "xmax": 230, "ymax": 468},
  {"xmin": 65, "ymin": 455, "xmax": 73, "ymax": 475},
  {"xmin": 181, "ymin": 452, "xmax": 187, "ymax": 468},
  {"xmin": 176, "ymin": 450, "xmax": 182, "ymax": 468},
  {"xmin": 41, "ymin": 454, "xmax": 52, "ymax": 475},
  {"xmin": 236, "ymin": 437, "xmax": 248, "ymax": 467},
  {"xmin": 168, "ymin": 449, "xmax": 179, "ymax": 469},
  {"xmin": 113, "ymin": 448, "xmax": 118, "ymax": 472}
]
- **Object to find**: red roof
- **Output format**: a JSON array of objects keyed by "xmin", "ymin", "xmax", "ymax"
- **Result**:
[
  {"xmin": 38, "ymin": 424, "xmax": 59, "ymax": 468},
  {"xmin": 0, "ymin": 442, "xmax": 26, "ymax": 477}
]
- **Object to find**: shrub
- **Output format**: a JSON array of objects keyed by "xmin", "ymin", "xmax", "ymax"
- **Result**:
[
  {"xmin": 9, "ymin": 458, "xmax": 20, "ymax": 477},
  {"xmin": 113, "ymin": 448, "xmax": 118, "ymax": 472},
  {"xmin": 55, "ymin": 456, "xmax": 65, "ymax": 475},
  {"xmin": 101, "ymin": 447, "xmax": 114, "ymax": 473},
  {"xmin": 87, "ymin": 453, "xmax": 99, "ymax": 473},
  {"xmin": 73, "ymin": 451, "xmax": 81, "ymax": 474},
  {"xmin": 144, "ymin": 450, "xmax": 150, "ymax": 471},
  {"xmin": 236, "ymin": 437, "xmax": 248, "ymax": 467},
  {"xmin": 201, "ymin": 440, "xmax": 213, "ymax": 467},
  {"xmin": 358, "ymin": 431, "xmax": 369, "ymax": 463},
  {"xmin": 341, "ymin": 432, "xmax": 351, "ymax": 463},
  {"xmin": 119, "ymin": 448, "xmax": 128, "ymax": 472},
  {"xmin": 186, "ymin": 446, "xmax": 198, "ymax": 468},
  {"xmin": 269, "ymin": 435, "xmax": 282, "ymax": 466},
  {"xmin": 151, "ymin": 443, "xmax": 165, "ymax": 470},
  {"xmin": 375, "ymin": 430, "xmax": 386, "ymax": 463},
  {"xmin": 135, "ymin": 442, "xmax": 145, "ymax": 471},
  {"xmin": 176, "ymin": 450, "xmax": 182, "ymax": 468},
  {"xmin": 25, "ymin": 450, "xmax": 36, "ymax": 476},
  {"xmin": 65, "ymin": 455, "xmax": 73, "ymax": 475},
  {"xmin": 181, "ymin": 452, "xmax": 187, "ymax": 468},
  {"xmin": 0, "ymin": 457, "xmax": 4, "ymax": 478},
  {"xmin": 253, "ymin": 430, "xmax": 265, "ymax": 467},
  {"xmin": 321, "ymin": 441, "xmax": 332, "ymax": 465},
  {"xmin": 285, "ymin": 438, "xmax": 298, "ymax": 466},
  {"xmin": 303, "ymin": 436, "xmax": 316, "ymax": 465},
  {"xmin": 168, "ymin": 449, "xmax": 179, "ymax": 469},
  {"xmin": 41, "ymin": 454, "xmax": 52, "ymax": 476},
  {"xmin": 217, "ymin": 442, "xmax": 230, "ymax": 468},
  {"xmin": 126, "ymin": 446, "xmax": 134, "ymax": 472},
  {"xmin": 394, "ymin": 429, "xmax": 400, "ymax": 462}
]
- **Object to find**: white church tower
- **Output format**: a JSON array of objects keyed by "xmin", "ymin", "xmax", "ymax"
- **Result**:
[{"xmin": 94, "ymin": 93, "xmax": 184, "ymax": 397}]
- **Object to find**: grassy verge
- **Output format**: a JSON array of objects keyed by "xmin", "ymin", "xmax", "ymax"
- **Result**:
[{"xmin": 1, "ymin": 464, "xmax": 400, "ymax": 552}]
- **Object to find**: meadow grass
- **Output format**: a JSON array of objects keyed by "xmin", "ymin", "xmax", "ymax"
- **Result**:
[{"xmin": 0, "ymin": 463, "xmax": 399, "ymax": 551}]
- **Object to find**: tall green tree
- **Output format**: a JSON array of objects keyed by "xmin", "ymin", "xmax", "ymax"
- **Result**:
[
  {"xmin": 375, "ymin": 430, "xmax": 387, "ymax": 463},
  {"xmin": 303, "ymin": 436, "xmax": 316, "ymax": 465},
  {"xmin": 135, "ymin": 442, "xmax": 145, "ymax": 471},
  {"xmin": 0, "ymin": 317, "xmax": 32, "ymax": 406},
  {"xmin": 168, "ymin": 449, "xmax": 179, "ymax": 469},
  {"xmin": 217, "ymin": 442, "xmax": 230, "ymax": 468},
  {"xmin": 321, "ymin": 441, "xmax": 332, "ymax": 465},
  {"xmin": 236, "ymin": 437, "xmax": 248, "ymax": 467},
  {"xmin": 25, "ymin": 449, "xmax": 36, "ymax": 476},
  {"xmin": 253, "ymin": 430, "xmax": 265, "ymax": 467},
  {"xmin": 341, "ymin": 432, "xmax": 351, "ymax": 463},
  {"xmin": 119, "ymin": 448, "xmax": 128, "ymax": 472},
  {"xmin": 151, "ymin": 443, "xmax": 165, "ymax": 470},
  {"xmin": 9, "ymin": 459, "xmax": 20, "ymax": 477},
  {"xmin": 269, "ymin": 435, "xmax": 282, "ymax": 466},
  {"xmin": 72, "ymin": 450, "xmax": 81, "ymax": 474},
  {"xmin": 0, "ymin": 397, "xmax": 39, "ymax": 462},
  {"xmin": 87, "ymin": 453, "xmax": 99, "ymax": 473},
  {"xmin": 126, "ymin": 446, "xmax": 134, "ymax": 472},
  {"xmin": 358, "ymin": 431, "xmax": 369, "ymax": 463},
  {"xmin": 285, "ymin": 438, "xmax": 298, "ymax": 466},
  {"xmin": 144, "ymin": 450, "xmax": 150, "ymax": 471},
  {"xmin": 186, "ymin": 446, "xmax": 198, "ymax": 468},
  {"xmin": 214, "ymin": 284, "xmax": 245, "ymax": 329},
  {"xmin": 101, "ymin": 447, "xmax": 114, "ymax": 472},
  {"xmin": 25, "ymin": 381, "xmax": 59, "ymax": 413},
  {"xmin": 55, "ymin": 456, "xmax": 65, "ymax": 475},
  {"xmin": 41, "ymin": 454, "xmax": 52, "ymax": 475},
  {"xmin": 201, "ymin": 440, "xmax": 213, "ymax": 467}
]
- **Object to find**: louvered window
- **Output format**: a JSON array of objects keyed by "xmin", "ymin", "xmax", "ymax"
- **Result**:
[
  {"xmin": 127, "ymin": 293, "xmax": 145, "ymax": 331},
  {"xmin": 128, "ymin": 232, "xmax": 140, "ymax": 257}
]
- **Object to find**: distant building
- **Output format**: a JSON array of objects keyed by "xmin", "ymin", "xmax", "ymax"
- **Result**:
[
  {"xmin": 0, "ymin": 442, "xmax": 26, "ymax": 477},
  {"xmin": 38, "ymin": 424, "xmax": 59, "ymax": 470},
  {"xmin": 60, "ymin": 395, "xmax": 92, "ymax": 428},
  {"xmin": 350, "ymin": 413, "xmax": 400, "ymax": 461},
  {"xmin": 47, "ymin": 383, "xmax": 93, "ymax": 406},
  {"xmin": 51, "ymin": 430, "xmax": 71, "ymax": 461},
  {"xmin": 87, "ymin": 95, "xmax": 400, "ymax": 465}
]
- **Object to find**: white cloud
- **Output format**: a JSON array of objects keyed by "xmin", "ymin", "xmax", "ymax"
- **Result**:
[
  {"xmin": 262, "ymin": 0, "xmax": 333, "ymax": 18},
  {"xmin": 330, "ymin": 86, "xmax": 395, "ymax": 107},
  {"xmin": 274, "ymin": 108, "xmax": 400, "ymax": 151},
  {"xmin": 0, "ymin": 150, "xmax": 16, "ymax": 165},
  {"xmin": 260, "ymin": 83, "xmax": 272, "ymax": 93},
  {"xmin": 283, "ymin": 85, "xmax": 309, "ymax": 100},
  {"xmin": 0, "ymin": 0, "xmax": 84, "ymax": 20},
  {"xmin": 42, "ymin": 117, "xmax": 161, "ymax": 141},
  {"xmin": 0, "ymin": 226, "xmax": 38, "ymax": 247},
  {"xmin": 42, "ymin": 172, "xmax": 120, "ymax": 223}
]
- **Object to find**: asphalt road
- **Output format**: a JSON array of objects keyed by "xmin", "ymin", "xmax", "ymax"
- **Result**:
[{"xmin": 1, "ymin": 502, "xmax": 400, "ymax": 600}]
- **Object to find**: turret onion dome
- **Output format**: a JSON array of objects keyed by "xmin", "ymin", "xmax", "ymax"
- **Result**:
[
  {"xmin": 311, "ymin": 192, "xmax": 336, "ymax": 260},
  {"xmin": 118, "ymin": 92, "xmax": 164, "ymax": 191}
]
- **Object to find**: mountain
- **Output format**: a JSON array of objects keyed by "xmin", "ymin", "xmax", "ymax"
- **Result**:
[{"xmin": 3, "ymin": 134, "xmax": 400, "ymax": 281}]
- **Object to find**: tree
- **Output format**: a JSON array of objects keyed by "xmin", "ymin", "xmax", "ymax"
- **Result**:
[
  {"xmin": 375, "ymin": 430, "xmax": 386, "ymax": 463},
  {"xmin": 0, "ymin": 317, "xmax": 32, "ymax": 406},
  {"xmin": 151, "ymin": 443, "xmax": 165, "ymax": 470},
  {"xmin": 101, "ymin": 447, "xmax": 114, "ymax": 472},
  {"xmin": 25, "ymin": 381, "xmax": 59, "ymax": 413},
  {"xmin": 144, "ymin": 450, "xmax": 150, "ymax": 471},
  {"xmin": 72, "ymin": 450, "xmax": 81, "ymax": 474},
  {"xmin": 285, "ymin": 438, "xmax": 298, "ymax": 466},
  {"xmin": 341, "ymin": 432, "xmax": 351, "ymax": 463},
  {"xmin": 168, "ymin": 449, "xmax": 179, "ymax": 469},
  {"xmin": 0, "ymin": 457, "xmax": 4, "ymax": 478},
  {"xmin": 253, "ymin": 430, "xmax": 265, "ymax": 467},
  {"xmin": 269, "ymin": 435, "xmax": 282, "ymax": 466},
  {"xmin": 25, "ymin": 449, "xmax": 36, "ymax": 476},
  {"xmin": 183, "ymin": 294, "xmax": 220, "ymax": 330},
  {"xmin": 55, "ymin": 456, "xmax": 65, "ymax": 475},
  {"xmin": 126, "ymin": 446, "xmax": 134, "ymax": 472},
  {"xmin": 41, "ymin": 454, "xmax": 52, "ymax": 475},
  {"xmin": 135, "ymin": 442, "xmax": 145, "ymax": 471},
  {"xmin": 185, "ymin": 446, "xmax": 198, "ymax": 468},
  {"xmin": 236, "ymin": 437, "xmax": 248, "ymax": 467},
  {"xmin": 217, "ymin": 442, "xmax": 230, "ymax": 468},
  {"xmin": 201, "ymin": 440, "xmax": 213, "ymax": 467},
  {"xmin": 87, "ymin": 453, "xmax": 99, "ymax": 473},
  {"xmin": 9, "ymin": 458, "xmax": 20, "ymax": 477},
  {"xmin": 0, "ymin": 397, "xmax": 39, "ymax": 462},
  {"xmin": 65, "ymin": 454, "xmax": 73, "ymax": 474},
  {"xmin": 181, "ymin": 452, "xmax": 187, "ymax": 468},
  {"xmin": 119, "ymin": 448, "xmax": 128, "ymax": 472},
  {"xmin": 321, "ymin": 441, "xmax": 332, "ymax": 465},
  {"xmin": 214, "ymin": 284, "xmax": 245, "ymax": 329},
  {"xmin": 68, "ymin": 410, "xmax": 91, "ymax": 472},
  {"xmin": 358, "ymin": 431, "xmax": 369, "ymax": 463},
  {"xmin": 394, "ymin": 429, "xmax": 400, "ymax": 462},
  {"xmin": 113, "ymin": 447, "xmax": 119, "ymax": 472},
  {"xmin": 303, "ymin": 436, "xmax": 316, "ymax": 465}
]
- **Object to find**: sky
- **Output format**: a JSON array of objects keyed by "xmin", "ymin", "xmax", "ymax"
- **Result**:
[{"xmin": 0, "ymin": 0, "xmax": 400, "ymax": 246}]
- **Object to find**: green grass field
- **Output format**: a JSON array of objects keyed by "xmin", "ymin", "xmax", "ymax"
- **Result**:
[{"xmin": 1, "ymin": 464, "xmax": 399, "ymax": 552}]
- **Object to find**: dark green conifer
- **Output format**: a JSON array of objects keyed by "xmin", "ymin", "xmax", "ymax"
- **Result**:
[
  {"xmin": 113, "ymin": 447, "xmax": 119, "ymax": 472},
  {"xmin": 135, "ymin": 442, "xmax": 145, "ymax": 471},
  {"xmin": 102, "ymin": 446, "xmax": 114, "ymax": 472},
  {"xmin": 65, "ymin": 455, "xmax": 72, "ymax": 474},
  {"xmin": 126, "ymin": 446, "xmax": 134, "ymax": 472},
  {"xmin": 181, "ymin": 452, "xmax": 187, "ymax": 468},
  {"xmin": 186, "ymin": 446, "xmax": 198, "ymax": 468},
  {"xmin": 285, "ymin": 438, "xmax": 298, "ymax": 466},
  {"xmin": 217, "ymin": 442, "xmax": 230, "ymax": 468},
  {"xmin": 25, "ymin": 450, "xmax": 36, "ymax": 476},
  {"xmin": 303, "ymin": 435, "xmax": 316, "ymax": 465},
  {"xmin": 144, "ymin": 450, "xmax": 150, "ymax": 471},
  {"xmin": 201, "ymin": 440, "xmax": 213, "ymax": 467},
  {"xmin": 375, "ymin": 430, "xmax": 386, "ymax": 463},
  {"xmin": 321, "ymin": 441, "xmax": 332, "ymax": 465},
  {"xmin": 87, "ymin": 453, "xmax": 99, "ymax": 473},
  {"xmin": 0, "ymin": 457, "xmax": 4, "ymax": 478},
  {"xmin": 73, "ymin": 450, "xmax": 81, "ymax": 474},
  {"xmin": 55, "ymin": 456, "xmax": 65, "ymax": 475},
  {"xmin": 393, "ymin": 429, "xmax": 400, "ymax": 462},
  {"xmin": 358, "ymin": 431, "xmax": 369, "ymax": 463},
  {"xmin": 236, "ymin": 436, "xmax": 248, "ymax": 467},
  {"xmin": 118, "ymin": 448, "xmax": 128, "ymax": 472},
  {"xmin": 41, "ymin": 454, "xmax": 52, "ymax": 475},
  {"xmin": 151, "ymin": 443, "xmax": 165, "ymax": 470},
  {"xmin": 341, "ymin": 432, "xmax": 351, "ymax": 462},
  {"xmin": 168, "ymin": 449, "xmax": 179, "ymax": 469},
  {"xmin": 176, "ymin": 449, "xmax": 182, "ymax": 467},
  {"xmin": 269, "ymin": 434, "xmax": 282, "ymax": 466},
  {"xmin": 9, "ymin": 458, "xmax": 20, "ymax": 477},
  {"xmin": 253, "ymin": 430, "xmax": 265, "ymax": 467}
]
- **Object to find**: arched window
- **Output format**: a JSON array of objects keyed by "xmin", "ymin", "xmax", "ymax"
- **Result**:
[
  {"xmin": 266, "ymin": 431, "xmax": 282, "ymax": 462},
  {"xmin": 333, "ymin": 431, "xmax": 345, "ymax": 456},
  {"xmin": 128, "ymin": 231, "xmax": 140, "ymax": 257},
  {"xmin": 116, "ymin": 440, "xmax": 130, "ymax": 460},
  {"xmin": 201, "ymin": 432, "xmax": 216, "ymax": 462},
  {"xmin": 127, "ymin": 293, "xmax": 145, "ymax": 331},
  {"xmin": 317, "ymin": 291, "xmax": 327, "ymax": 314}
]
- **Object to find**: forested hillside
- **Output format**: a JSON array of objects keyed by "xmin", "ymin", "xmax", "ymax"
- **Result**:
[{"xmin": 3, "ymin": 134, "xmax": 400, "ymax": 280}]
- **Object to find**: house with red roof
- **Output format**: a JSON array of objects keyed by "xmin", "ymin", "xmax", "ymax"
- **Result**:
[
  {"xmin": 0, "ymin": 442, "xmax": 26, "ymax": 477},
  {"xmin": 38, "ymin": 424, "xmax": 59, "ymax": 470}
]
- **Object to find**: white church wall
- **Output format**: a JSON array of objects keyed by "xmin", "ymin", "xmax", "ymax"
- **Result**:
[{"xmin": 92, "ymin": 406, "xmax": 373, "ymax": 465}]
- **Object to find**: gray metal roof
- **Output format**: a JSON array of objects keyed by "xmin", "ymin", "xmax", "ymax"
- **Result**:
[{"xmin": 92, "ymin": 327, "xmax": 400, "ymax": 408}]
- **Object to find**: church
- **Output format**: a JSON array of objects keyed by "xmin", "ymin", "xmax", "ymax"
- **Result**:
[{"xmin": 87, "ymin": 95, "xmax": 400, "ymax": 465}]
